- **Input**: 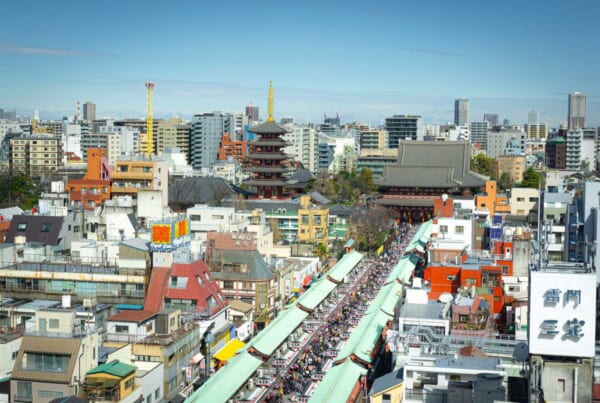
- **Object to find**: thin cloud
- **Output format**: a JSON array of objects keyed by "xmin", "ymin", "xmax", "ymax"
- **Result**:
[{"xmin": 0, "ymin": 41, "xmax": 90, "ymax": 56}]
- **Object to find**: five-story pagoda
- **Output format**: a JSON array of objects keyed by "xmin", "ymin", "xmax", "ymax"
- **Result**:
[{"xmin": 244, "ymin": 82, "xmax": 296, "ymax": 199}]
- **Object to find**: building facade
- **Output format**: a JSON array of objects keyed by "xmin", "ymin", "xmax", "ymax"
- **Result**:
[
  {"xmin": 568, "ymin": 92, "xmax": 586, "ymax": 129},
  {"xmin": 384, "ymin": 115, "xmax": 424, "ymax": 148},
  {"xmin": 454, "ymin": 98, "xmax": 469, "ymax": 126},
  {"xmin": 190, "ymin": 112, "xmax": 234, "ymax": 169},
  {"xmin": 9, "ymin": 135, "xmax": 63, "ymax": 178}
]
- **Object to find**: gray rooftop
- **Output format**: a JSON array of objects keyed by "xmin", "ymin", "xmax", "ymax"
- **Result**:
[
  {"xmin": 544, "ymin": 192, "xmax": 572, "ymax": 204},
  {"xmin": 369, "ymin": 368, "xmax": 403, "ymax": 396},
  {"xmin": 399, "ymin": 301, "xmax": 444, "ymax": 321},
  {"xmin": 433, "ymin": 356, "xmax": 503, "ymax": 371}
]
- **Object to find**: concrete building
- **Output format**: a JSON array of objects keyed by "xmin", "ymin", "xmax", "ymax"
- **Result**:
[
  {"xmin": 67, "ymin": 148, "xmax": 112, "ymax": 210},
  {"xmin": 568, "ymin": 91, "xmax": 586, "ymax": 129},
  {"xmin": 359, "ymin": 129, "xmax": 387, "ymax": 150},
  {"xmin": 0, "ymin": 326, "xmax": 23, "ymax": 378},
  {"xmin": 356, "ymin": 148, "xmax": 398, "ymax": 179},
  {"xmin": 111, "ymin": 157, "xmax": 169, "ymax": 206},
  {"xmin": 496, "ymin": 155, "xmax": 526, "ymax": 184},
  {"xmin": 524, "ymin": 122, "xmax": 547, "ymax": 140},
  {"xmin": 483, "ymin": 113, "xmax": 499, "ymax": 127},
  {"xmin": 83, "ymin": 102, "xmax": 96, "ymax": 122},
  {"xmin": 161, "ymin": 147, "xmax": 194, "ymax": 177},
  {"xmin": 11, "ymin": 321, "xmax": 99, "ymax": 403},
  {"xmin": 190, "ymin": 112, "xmax": 234, "ymax": 169},
  {"xmin": 81, "ymin": 131, "xmax": 122, "ymax": 166},
  {"xmin": 155, "ymin": 117, "xmax": 190, "ymax": 162},
  {"xmin": 565, "ymin": 129, "xmax": 583, "ymax": 170},
  {"xmin": 543, "ymin": 192, "xmax": 571, "ymax": 261},
  {"xmin": 545, "ymin": 136, "xmax": 567, "ymax": 169},
  {"xmin": 470, "ymin": 121, "xmax": 489, "ymax": 151},
  {"xmin": 297, "ymin": 195, "xmax": 328, "ymax": 246},
  {"xmin": 454, "ymin": 98, "xmax": 469, "ymax": 126},
  {"xmin": 97, "ymin": 124, "xmax": 140, "ymax": 159},
  {"xmin": 486, "ymin": 130, "xmax": 525, "ymax": 159},
  {"xmin": 218, "ymin": 133, "xmax": 247, "ymax": 163},
  {"xmin": 9, "ymin": 135, "xmax": 63, "ymax": 178},
  {"xmin": 283, "ymin": 124, "xmax": 319, "ymax": 173},
  {"xmin": 385, "ymin": 115, "xmax": 424, "ymax": 147},
  {"xmin": 245, "ymin": 106, "xmax": 259, "ymax": 122},
  {"xmin": 510, "ymin": 188, "xmax": 539, "ymax": 216}
]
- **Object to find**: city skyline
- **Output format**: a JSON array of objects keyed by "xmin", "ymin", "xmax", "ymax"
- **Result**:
[{"xmin": 1, "ymin": 1, "xmax": 600, "ymax": 126}]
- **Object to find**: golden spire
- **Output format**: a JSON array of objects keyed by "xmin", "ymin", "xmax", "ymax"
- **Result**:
[{"xmin": 267, "ymin": 81, "xmax": 274, "ymax": 122}]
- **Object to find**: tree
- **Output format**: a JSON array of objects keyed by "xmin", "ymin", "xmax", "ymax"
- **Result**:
[
  {"xmin": 521, "ymin": 167, "xmax": 543, "ymax": 188},
  {"xmin": 0, "ymin": 173, "xmax": 41, "ymax": 210},
  {"xmin": 348, "ymin": 204, "xmax": 393, "ymax": 253},
  {"xmin": 498, "ymin": 172, "xmax": 512, "ymax": 191},
  {"xmin": 471, "ymin": 154, "xmax": 496, "ymax": 177},
  {"xmin": 314, "ymin": 243, "xmax": 328, "ymax": 259}
]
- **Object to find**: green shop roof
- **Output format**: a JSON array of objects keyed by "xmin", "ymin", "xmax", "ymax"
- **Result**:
[{"xmin": 87, "ymin": 360, "xmax": 136, "ymax": 378}]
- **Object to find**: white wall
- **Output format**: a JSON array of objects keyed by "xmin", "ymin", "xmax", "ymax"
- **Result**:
[{"xmin": 0, "ymin": 336, "xmax": 22, "ymax": 376}]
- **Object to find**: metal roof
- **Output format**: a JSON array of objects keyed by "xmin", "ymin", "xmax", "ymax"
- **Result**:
[
  {"xmin": 86, "ymin": 360, "xmax": 136, "ymax": 378},
  {"xmin": 369, "ymin": 368, "xmax": 403, "ymax": 396},
  {"xmin": 296, "ymin": 276, "xmax": 337, "ymax": 311},
  {"xmin": 0, "ymin": 207, "xmax": 23, "ymax": 221},
  {"xmin": 11, "ymin": 336, "xmax": 82, "ymax": 384},
  {"xmin": 326, "ymin": 250, "xmax": 364, "ymax": 283},
  {"xmin": 246, "ymin": 302, "xmax": 308, "ymax": 356},
  {"xmin": 187, "ymin": 350, "xmax": 262, "ymax": 402},
  {"xmin": 107, "ymin": 310, "xmax": 156, "ymax": 323},
  {"xmin": 308, "ymin": 360, "xmax": 367, "ymax": 403},
  {"xmin": 248, "ymin": 121, "xmax": 289, "ymax": 134}
]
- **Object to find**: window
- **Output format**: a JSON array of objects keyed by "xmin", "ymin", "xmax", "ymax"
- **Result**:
[
  {"xmin": 155, "ymin": 388, "xmax": 161, "ymax": 399},
  {"xmin": 16, "ymin": 381, "xmax": 32, "ymax": 401},
  {"xmin": 502, "ymin": 265, "xmax": 510, "ymax": 275},
  {"xmin": 382, "ymin": 393, "xmax": 391, "ymax": 403},
  {"xmin": 455, "ymin": 225, "xmax": 464, "ymax": 234},
  {"xmin": 147, "ymin": 394, "xmax": 152, "ymax": 403},
  {"xmin": 38, "ymin": 390, "xmax": 64, "ymax": 398},
  {"xmin": 446, "ymin": 275, "xmax": 457, "ymax": 281},
  {"xmin": 557, "ymin": 379, "xmax": 565, "ymax": 393},
  {"xmin": 115, "ymin": 325, "xmax": 129, "ymax": 333},
  {"xmin": 465, "ymin": 278, "xmax": 476, "ymax": 285},
  {"xmin": 459, "ymin": 314, "xmax": 469, "ymax": 323},
  {"xmin": 20, "ymin": 353, "xmax": 70, "ymax": 372},
  {"xmin": 196, "ymin": 275, "xmax": 204, "ymax": 286},
  {"xmin": 146, "ymin": 322, "xmax": 153, "ymax": 332},
  {"xmin": 17, "ymin": 223, "xmax": 27, "ymax": 231},
  {"xmin": 439, "ymin": 225, "xmax": 448, "ymax": 233},
  {"xmin": 301, "ymin": 215, "xmax": 309, "ymax": 225},
  {"xmin": 41, "ymin": 223, "xmax": 52, "ymax": 232},
  {"xmin": 73, "ymin": 225, "xmax": 81, "ymax": 233},
  {"xmin": 517, "ymin": 197, "xmax": 524, "ymax": 202},
  {"xmin": 314, "ymin": 215, "xmax": 322, "ymax": 225},
  {"xmin": 12, "ymin": 350, "xmax": 18, "ymax": 360},
  {"xmin": 223, "ymin": 281, "xmax": 234, "ymax": 290},
  {"xmin": 211, "ymin": 215, "xmax": 224, "ymax": 220},
  {"xmin": 49, "ymin": 319, "xmax": 60, "ymax": 329},
  {"xmin": 125, "ymin": 378, "xmax": 135, "ymax": 389}
]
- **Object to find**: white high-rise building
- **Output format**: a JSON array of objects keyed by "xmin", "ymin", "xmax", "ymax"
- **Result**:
[
  {"xmin": 283, "ymin": 123, "xmax": 319, "ymax": 173},
  {"xmin": 568, "ymin": 92, "xmax": 586, "ymax": 129},
  {"xmin": 528, "ymin": 110, "xmax": 538, "ymax": 125}
]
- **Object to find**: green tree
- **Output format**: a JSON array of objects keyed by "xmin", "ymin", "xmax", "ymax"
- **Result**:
[
  {"xmin": 471, "ymin": 154, "xmax": 496, "ymax": 177},
  {"xmin": 0, "ymin": 173, "xmax": 40, "ymax": 210},
  {"xmin": 498, "ymin": 172, "xmax": 512, "ymax": 191},
  {"xmin": 521, "ymin": 167, "xmax": 543, "ymax": 188}
]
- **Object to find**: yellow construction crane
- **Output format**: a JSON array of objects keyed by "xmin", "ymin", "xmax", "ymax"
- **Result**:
[{"xmin": 145, "ymin": 82, "xmax": 155, "ymax": 156}]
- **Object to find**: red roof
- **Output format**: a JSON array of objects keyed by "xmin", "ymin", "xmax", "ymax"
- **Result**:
[
  {"xmin": 144, "ymin": 258, "xmax": 228, "ymax": 315},
  {"xmin": 108, "ymin": 310, "xmax": 156, "ymax": 323}
]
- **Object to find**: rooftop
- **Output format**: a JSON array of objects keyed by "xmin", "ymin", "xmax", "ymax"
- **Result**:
[
  {"xmin": 399, "ymin": 301, "xmax": 444, "ymax": 321},
  {"xmin": 108, "ymin": 310, "xmax": 156, "ymax": 323},
  {"xmin": 87, "ymin": 360, "xmax": 137, "ymax": 378}
]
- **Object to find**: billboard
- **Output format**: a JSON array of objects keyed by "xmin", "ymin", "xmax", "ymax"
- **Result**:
[{"xmin": 151, "ymin": 217, "xmax": 191, "ymax": 252}]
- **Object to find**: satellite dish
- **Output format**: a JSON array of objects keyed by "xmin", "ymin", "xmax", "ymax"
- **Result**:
[{"xmin": 513, "ymin": 342, "xmax": 529, "ymax": 363}]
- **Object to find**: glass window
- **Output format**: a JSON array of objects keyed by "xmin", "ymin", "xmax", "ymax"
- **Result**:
[
  {"xmin": 49, "ymin": 319, "xmax": 60, "ymax": 329},
  {"xmin": 16, "ymin": 381, "xmax": 32, "ymax": 400},
  {"xmin": 301, "ymin": 215, "xmax": 309, "ymax": 225},
  {"xmin": 20, "ymin": 353, "xmax": 70, "ymax": 372},
  {"xmin": 17, "ymin": 223, "xmax": 27, "ymax": 231},
  {"xmin": 455, "ymin": 225, "xmax": 464, "ymax": 234},
  {"xmin": 41, "ymin": 223, "xmax": 52, "ymax": 232},
  {"xmin": 115, "ymin": 325, "xmax": 129, "ymax": 333}
]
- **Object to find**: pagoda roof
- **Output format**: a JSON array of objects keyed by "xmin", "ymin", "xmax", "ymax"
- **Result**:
[
  {"xmin": 244, "ymin": 179, "xmax": 297, "ymax": 186},
  {"xmin": 250, "ymin": 139, "xmax": 290, "ymax": 147},
  {"xmin": 246, "ymin": 166, "xmax": 295, "ymax": 173},
  {"xmin": 248, "ymin": 152, "xmax": 290, "ymax": 160},
  {"xmin": 248, "ymin": 121, "xmax": 288, "ymax": 135}
]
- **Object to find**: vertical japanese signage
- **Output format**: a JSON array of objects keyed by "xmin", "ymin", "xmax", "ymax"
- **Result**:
[
  {"xmin": 530, "ymin": 271, "xmax": 595, "ymax": 358},
  {"xmin": 150, "ymin": 217, "xmax": 191, "ymax": 251}
]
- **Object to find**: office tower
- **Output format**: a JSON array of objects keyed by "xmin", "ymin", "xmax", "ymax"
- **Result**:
[
  {"xmin": 483, "ymin": 113, "xmax": 499, "ymax": 127},
  {"xmin": 0, "ymin": 108, "xmax": 3, "ymax": 119},
  {"xmin": 568, "ymin": 92, "xmax": 586, "ymax": 129},
  {"xmin": 528, "ymin": 110, "xmax": 538, "ymax": 125},
  {"xmin": 245, "ymin": 105, "xmax": 259, "ymax": 122},
  {"xmin": 384, "ymin": 115, "xmax": 424, "ymax": 148},
  {"xmin": 470, "ymin": 121, "xmax": 489, "ymax": 151},
  {"xmin": 83, "ymin": 102, "xmax": 96, "ymax": 121},
  {"xmin": 283, "ymin": 123, "xmax": 319, "ymax": 173},
  {"xmin": 454, "ymin": 98, "xmax": 469, "ymax": 125},
  {"xmin": 190, "ymin": 112, "xmax": 234, "ymax": 169}
]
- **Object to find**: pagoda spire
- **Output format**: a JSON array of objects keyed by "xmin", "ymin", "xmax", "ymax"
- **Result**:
[{"xmin": 267, "ymin": 81, "xmax": 274, "ymax": 122}]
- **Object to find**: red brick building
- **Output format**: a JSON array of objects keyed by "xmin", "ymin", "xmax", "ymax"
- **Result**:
[
  {"xmin": 218, "ymin": 133, "xmax": 247, "ymax": 163},
  {"xmin": 67, "ymin": 148, "xmax": 112, "ymax": 210}
]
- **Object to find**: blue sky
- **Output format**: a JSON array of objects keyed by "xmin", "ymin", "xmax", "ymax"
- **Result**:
[{"xmin": 1, "ymin": 0, "xmax": 599, "ymax": 126}]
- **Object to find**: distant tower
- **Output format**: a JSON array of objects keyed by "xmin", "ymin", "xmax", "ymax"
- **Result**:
[
  {"xmin": 454, "ymin": 98, "xmax": 469, "ymax": 126},
  {"xmin": 483, "ymin": 113, "xmax": 499, "ymax": 126},
  {"xmin": 83, "ymin": 101, "xmax": 96, "ymax": 121},
  {"xmin": 528, "ymin": 110, "xmax": 538, "ymax": 125},
  {"xmin": 76, "ymin": 101, "xmax": 81, "ymax": 122},
  {"xmin": 145, "ymin": 82, "xmax": 155, "ymax": 156},
  {"xmin": 245, "ymin": 102, "xmax": 259, "ymax": 121},
  {"xmin": 568, "ymin": 92, "xmax": 586, "ymax": 129}
]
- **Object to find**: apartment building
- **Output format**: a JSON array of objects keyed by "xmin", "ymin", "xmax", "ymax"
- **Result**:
[
  {"xmin": 9, "ymin": 135, "xmax": 63, "ymax": 178},
  {"xmin": 111, "ymin": 158, "xmax": 169, "ymax": 206}
]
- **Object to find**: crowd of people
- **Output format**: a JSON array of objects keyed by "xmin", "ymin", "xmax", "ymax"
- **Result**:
[{"xmin": 263, "ymin": 222, "xmax": 416, "ymax": 402}]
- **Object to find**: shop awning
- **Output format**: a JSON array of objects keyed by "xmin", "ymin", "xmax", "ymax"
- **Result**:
[
  {"xmin": 213, "ymin": 338, "xmax": 246, "ymax": 362},
  {"xmin": 190, "ymin": 352, "xmax": 204, "ymax": 364},
  {"xmin": 303, "ymin": 275, "xmax": 313, "ymax": 286}
]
